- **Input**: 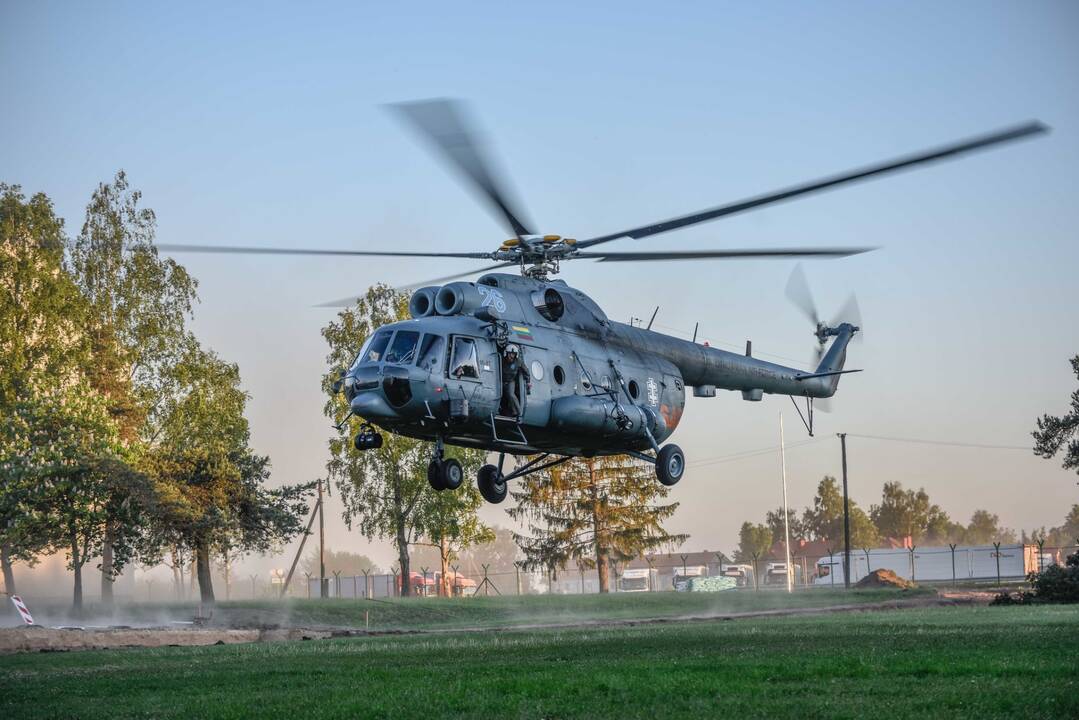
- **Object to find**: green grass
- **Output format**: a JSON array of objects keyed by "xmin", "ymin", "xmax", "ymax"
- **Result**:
[
  {"xmin": 3, "ymin": 605, "xmax": 1076, "ymax": 719},
  {"xmin": 49, "ymin": 587, "xmax": 935, "ymax": 631}
]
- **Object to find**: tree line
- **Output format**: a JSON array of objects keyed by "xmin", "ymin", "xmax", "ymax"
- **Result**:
[
  {"xmin": 0, "ymin": 176, "xmax": 310, "ymax": 612},
  {"xmin": 736, "ymin": 476, "xmax": 1079, "ymax": 562}
]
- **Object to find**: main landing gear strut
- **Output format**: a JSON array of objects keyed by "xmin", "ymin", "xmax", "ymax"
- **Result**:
[
  {"xmin": 427, "ymin": 436, "xmax": 464, "ymax": 491},
  {"xmin": 476, "ymin": 452, "xmax": 575, "ymax": 504}
]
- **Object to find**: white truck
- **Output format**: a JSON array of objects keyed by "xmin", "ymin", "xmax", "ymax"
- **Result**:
[
  {"xmin": 814, "ymin": 543, "xmax": 1040, "ymax": 585},
  {"xmin": 619, "ymin": 568, "xmax": 652, "ymax": 592}
]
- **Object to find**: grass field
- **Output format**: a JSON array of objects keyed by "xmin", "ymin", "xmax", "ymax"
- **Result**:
[
  {"xmin": 17, "ymin": 587, "xmax": 936, "ymax": 631},
  {"xmin": 2, "ymin": 604, "xmax": 1076, "ymax": 719}
]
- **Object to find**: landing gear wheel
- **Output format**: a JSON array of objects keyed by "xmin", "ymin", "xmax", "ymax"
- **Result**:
[
  {"xmin": 440, "ymin": 458, "xmax": 464, "ymax": 491},
  {"xmin": 477, "ymin": 464, "xmax": 507, "ymax": 504},
  {"xmin": 656, "ymin": 444, "xmax": 685, "ymax": 486},
  {"xmin": 427, "ymin": 460, "xmax": 445, "ymax": 491}
]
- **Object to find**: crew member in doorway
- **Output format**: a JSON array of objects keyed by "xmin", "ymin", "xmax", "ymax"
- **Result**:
[{"xmin": 501, "ymin": 343, "xmax": 531, "ymax": 418}]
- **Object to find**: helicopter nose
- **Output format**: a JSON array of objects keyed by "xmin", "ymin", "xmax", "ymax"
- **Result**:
[{"xmin": 350, "ymin": 389, "xmax": 397, "ymax": 419}]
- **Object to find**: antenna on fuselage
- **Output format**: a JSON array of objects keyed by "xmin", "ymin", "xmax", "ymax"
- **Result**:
[{"xmin": 646, "ymin": 306, "xmax": 659, "ymax": 331}]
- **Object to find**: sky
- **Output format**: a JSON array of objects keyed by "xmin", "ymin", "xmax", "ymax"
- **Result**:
[{"xmin": 3, "ymin": 2, "xmax": 1077, "ymax": 585}]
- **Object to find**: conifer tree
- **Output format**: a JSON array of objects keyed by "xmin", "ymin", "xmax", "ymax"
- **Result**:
[{"xmin": 509, "ymin": 455, "xmax": 686, "ymax": 593}]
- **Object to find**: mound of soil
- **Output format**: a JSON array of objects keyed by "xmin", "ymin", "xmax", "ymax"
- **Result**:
[{"xmin": 855, "ymin": 569, "xmax": 916, "ymax": 590}]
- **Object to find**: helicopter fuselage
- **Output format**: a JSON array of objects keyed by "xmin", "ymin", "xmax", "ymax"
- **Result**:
[{"xmin": 343, "ymin": 272, "xmax": 853, "ymax": 457}]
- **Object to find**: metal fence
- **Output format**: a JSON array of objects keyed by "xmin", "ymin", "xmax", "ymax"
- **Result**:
[{"xmin": 299, "ymin": 544, "xmax": 1078, "ymax": 598}]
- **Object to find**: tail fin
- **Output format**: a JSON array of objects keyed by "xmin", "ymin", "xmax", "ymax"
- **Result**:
[{"xmin": 814, "ymin": 324, "xmax": 858, "ymax": 395}]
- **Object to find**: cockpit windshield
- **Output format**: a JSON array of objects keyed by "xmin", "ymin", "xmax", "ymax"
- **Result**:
[
  {"xmin": 353, "ymin": 330, "xmax": 391, "ymax": 368},
  {"xmin": 384, "ymin": 331, "xmax": 420, "ymax": 365}
]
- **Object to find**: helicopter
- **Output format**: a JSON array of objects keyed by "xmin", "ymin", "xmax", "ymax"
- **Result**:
[{"xmin": 159, "ymin": 100, "xmax": 1046, "ymax": 503}]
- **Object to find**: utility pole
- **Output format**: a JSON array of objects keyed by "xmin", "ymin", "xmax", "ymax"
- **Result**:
[
  {"xmin": 780, "ymin": 413, "xmax": 793, "ymax": 593},
  {"xmin": 838, "ymin": 433, "xmax": 852, "ymax": 589},
  {"xmin": 318, "ymin": 477, "xmax": 327, "ymax": 599}
]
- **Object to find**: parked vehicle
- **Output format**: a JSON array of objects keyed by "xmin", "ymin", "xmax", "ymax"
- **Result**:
[
  {"xmin": 814, "ymin": 544, "xmax": 1040, "ymax": 585},
  {"xmin": 619, "ymin": 568, "xmax": 652, "ymax": 592}
]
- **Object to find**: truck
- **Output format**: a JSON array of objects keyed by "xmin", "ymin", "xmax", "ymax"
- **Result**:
[
  {"xmin": 814, "ymin": 543, "xmax": 1041, "ymax": 585},
  {"xmin": 619, "ymin": 568, "xmax": 652, "ymax": 592}
]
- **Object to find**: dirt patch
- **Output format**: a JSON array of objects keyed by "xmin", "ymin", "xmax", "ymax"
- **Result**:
[
  {"xmin": 0, "ymin": 626, "xmax": 334, "ymax": 654},
  {"xmin": 855, "ymin": 569, "xmax": 916, "ymax": 590}
]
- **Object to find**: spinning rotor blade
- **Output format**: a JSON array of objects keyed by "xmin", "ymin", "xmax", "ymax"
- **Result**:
[
  {"xmin": 575, "ymin": 247, "xmax": 873, "ymax": 262},
  {"xmin": 316, "ymin": 262, "xmax": 516, "ymax": 307},
  {"xmin": 785, "ymin": 263, "xmax": 820, "ymax": 327},
  {"xmin": 390, "ymin": 99, "xmax": 534, "ymax": 238},
  {"xmin": 156, "ymin": 243, "xmax": 494, "ymax": 259},
  {"xmin": 832, "ymin": 294, "xmax": 863, "ymax": 341},
  {"xmin": 578, "ymin": 121, "xmax": 1048, "ymax": 249}
]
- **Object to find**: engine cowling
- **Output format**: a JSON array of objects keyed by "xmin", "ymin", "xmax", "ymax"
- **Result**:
[
  {"xmin": 435, "ymin": 282, "xmax": 482, "ymax": 316},
  {"xmin": 408, "ymin": 286, "xmax": 440, "ymax": 318}
]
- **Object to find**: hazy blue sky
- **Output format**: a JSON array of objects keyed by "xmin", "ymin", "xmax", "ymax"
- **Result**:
[{"xmin": 3, "ymin": 2, "xmax": 1077, "ymax": 575}]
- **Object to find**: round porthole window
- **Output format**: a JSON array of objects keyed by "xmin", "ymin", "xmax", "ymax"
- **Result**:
[
  {"xmin": 628, "ymin": 380, "xmax": 640, "ymax": 400},
  {"xmin": 553, "ymin": 365, "xmax": 565, "ymax": 385},
  {"xmin": 581, "ymin": 375, "xmax": 592, "ymax": 390},
  {"xmin": 531, "ymin": 360, "xmax": 544, "ymax": 381}
]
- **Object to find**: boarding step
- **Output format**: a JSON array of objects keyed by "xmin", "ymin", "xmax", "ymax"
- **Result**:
[{"xmin": 489, "ymin": 413, "xmax": 529, "ymax": 445}]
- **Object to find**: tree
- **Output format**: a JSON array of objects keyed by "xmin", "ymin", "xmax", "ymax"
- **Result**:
[
  {"xmin": 509, "ymin": 455, "xmax": 687, "ymax": 593},
  {"xmin": 735, "ymin": 522, "xmax": 773, "ymax": 563},
  {"xmin": 455, "ymin": 525, "xmax": 520, "ymax": 576},
  {"xmin": 964, "ymin": 510, "xmax": 1016, "ymax": 545},
  {"xmin": 323, "ymin": 284, "xmax": 488, "ymax": 596},
  {"xmin": 0, "ymin": 184, "xmax": 94, "ymax": 596},
  {"xmin": 870, "ymin": 482, "xmax": 945, "ymax": 542},
  {"xmin": 68, "ymin": 171, "xmax": 198, "ymax": 606},
  {"xmin": 765, "ymin": 506, "xmax": 806, "ymax": 545},
  {"xmin": 9, "ymin": 387, "xmax": 135, "ymax": 614},
  {"xmin": 1033, "ymin": 355, "xmax": 1079, "ymax": 479},
  {"xmin": 147, "ymin": 344, "xmax": 310, "ymax": 604},
  {"xmin": 301, "ymin": 547, "xmax": 382, "ymax": 576},
  {"xmin": 801, "ymin": 476, "xmax": 879, "ymax": 548},
  {"xmin": 414, "ymin": 481, "xmax": 493, "ymax": 596}
]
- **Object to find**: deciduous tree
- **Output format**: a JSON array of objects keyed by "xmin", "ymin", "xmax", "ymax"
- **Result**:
[
  {"xmin": 68, "ymin": 171, "xmax": 198, "ymax": 605},
  {"xmin": 0, "ymin": 185, "xmax": 88, "ymax": 594},
  {"xmin": 735, "ymin": 522, "xmax": 773, "ymax": 563}
]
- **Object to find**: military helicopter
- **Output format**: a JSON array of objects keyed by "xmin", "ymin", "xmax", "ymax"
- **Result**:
[{"xmin": 160, "ymin": 100, "xmax": 1046, "ymax": 503}]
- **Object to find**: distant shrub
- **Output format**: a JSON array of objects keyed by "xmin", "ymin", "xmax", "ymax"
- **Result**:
[
  {"xmin": 1026, "ymin": 550, "xmax": 1079, "ymax": 604},
  {"xmin": 997, "ymin": 551, "xmax": 1079, "ymax": 605}
]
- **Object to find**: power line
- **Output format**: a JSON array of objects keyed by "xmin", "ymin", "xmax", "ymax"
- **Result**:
[
  {"xmin": 846, "ymin": 433, "xmax": 1031, "ymax": 451},
  {"xmin": 687, "ymin": 437, "xmax": 823, "ymax": 468}
]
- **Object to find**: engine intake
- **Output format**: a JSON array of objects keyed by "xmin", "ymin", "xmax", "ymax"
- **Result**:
[{"xmin": 409, "ymin": 286, "xmax": 440, "ymax": 318}]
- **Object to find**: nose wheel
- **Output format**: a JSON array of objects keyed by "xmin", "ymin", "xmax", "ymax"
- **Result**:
[{"xmin": 427, "ymin": 436, "xmax": 464, "ymax": 491}]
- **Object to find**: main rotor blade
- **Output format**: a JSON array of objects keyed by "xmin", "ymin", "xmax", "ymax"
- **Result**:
[
  {"xmin": 575, "ymin": 247, "xmax": 874, "ymax": 262},
  {"xmin": 578, "ymin": 121, "xmax": 1048, "ymax": 249},
  {"xmin": 156, "ymin": 243, "xmax": 493, "ymax": 260},
  {"xmin": 390, "ymin": 99, "xmax": 534, "ymax": 238},
  {"xmin": 785, "ymin": 263, "xmax": 820, "ymax": 326},
  {"xmin": 316, "ymin": 262, "xmax": 517, "ymax": 307}
]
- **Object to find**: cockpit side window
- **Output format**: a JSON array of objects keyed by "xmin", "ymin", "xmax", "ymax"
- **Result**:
[
  {"xmin": 384, "ymin": 331, "xmax": 420, "ymax": 365},
  {"xmin": 417, "ymin": 334, "xmax": 444, "ymax": 369},
  {"xmin": 449, "ymin": 337, "xmax": 479, "ymax": 380}
]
